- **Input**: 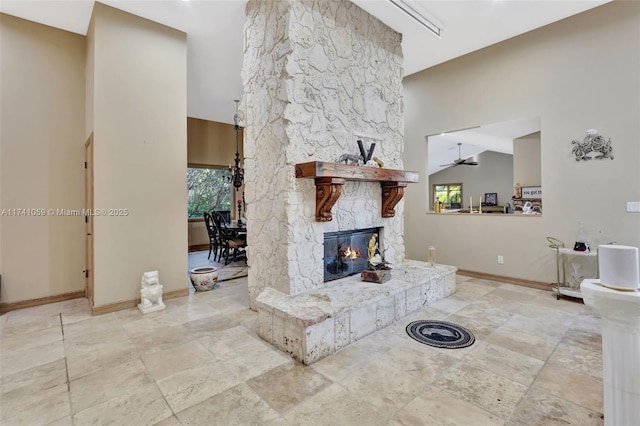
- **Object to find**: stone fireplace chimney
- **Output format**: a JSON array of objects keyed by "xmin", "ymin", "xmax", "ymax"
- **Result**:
[{"xmin": 242, "ymin": 0, "xmax": 405, "ymax": 309}]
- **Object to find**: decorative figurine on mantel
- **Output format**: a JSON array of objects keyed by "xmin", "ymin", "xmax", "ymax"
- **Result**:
[
  {"xmin": 337, "ymin": 139, "xmax": 381, "ymax": 167},
  {"xmin": 138, "ymin": 270, "xmax": 166, "ymax": 314},
  {"xmin": 361, "ymin": 234, "xmax": 392, "ymax": 283},
  {"xmin": 337, "ymin": 153, "xmax": 364, "ymax": 165}
]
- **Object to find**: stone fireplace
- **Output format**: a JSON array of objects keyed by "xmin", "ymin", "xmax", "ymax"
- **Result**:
[
  {"xmin": 242, "ymin": 0, "xmax": 406, "ymax": 309},
  {"xmin": 241, "ymin": 0, "xmax": 456, "ymax": 364},
  {"xmin": 324, "ymin": 227, "xmax": 381, "ymax": 282}
]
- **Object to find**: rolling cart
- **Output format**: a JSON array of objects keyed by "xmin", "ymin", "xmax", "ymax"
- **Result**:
[{"xmin": 547, "ymin": 237, "xmax": 598, "ymax": 300}]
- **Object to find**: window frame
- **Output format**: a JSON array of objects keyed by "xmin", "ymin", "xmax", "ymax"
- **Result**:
[
  {"xmin": 432, "ymin": 182, "xmax": 463, "ymax": 210},
  {"xmin": 187, "ymin": 163, "xmax": 234, "ymax": 220}
]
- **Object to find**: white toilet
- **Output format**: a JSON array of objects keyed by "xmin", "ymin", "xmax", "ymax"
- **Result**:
[{"xmin": 581, "ymin": 245, "xmax": 640, "ymax": 426}]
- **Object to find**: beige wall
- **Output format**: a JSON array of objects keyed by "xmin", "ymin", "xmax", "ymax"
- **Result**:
[
  {"xmin": 513, "ymin": 132, "xmax": 541, "ymax": 188},
  {"xmin": 90, "ymin": 4, "xmax": 188, "ymax": 307},
  {"xmin": 187, "ymin": 118, "xmax": 242, "ymax": 167},
  {"xmin": 0, "ymin": 14, "xmax": 86, "ymax": 303},
  {"xmin": 85, "ymin": 15, "xmax": 95, "ymax": 138},
  {"xmin": 188, "ymin": 220, "xmax": 209, "ymax": 248},
  {"xmin": 403, "ymin": 1, "xmax": 640, "ymax": 282},
  {"xmin": 186, "ymin": 117, "xmax": 244, "ymax": 248},
  {"xmin": 429, "ymin": 150, "xmax": 513, "ymax": 209}
]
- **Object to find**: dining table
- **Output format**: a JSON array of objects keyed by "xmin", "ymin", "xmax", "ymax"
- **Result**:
[{"xmin": 225, "ymin": 220, "xmax": 246, "ymax": 238}]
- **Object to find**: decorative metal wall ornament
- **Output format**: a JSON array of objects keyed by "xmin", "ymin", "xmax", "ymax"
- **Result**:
[
  {"xmin": 571, "ymin": 129, "xmax": 614, "ymax": 161},
  {"xmin": 228, "ymin": 100, "xmax": 244, "ymax": 190}
]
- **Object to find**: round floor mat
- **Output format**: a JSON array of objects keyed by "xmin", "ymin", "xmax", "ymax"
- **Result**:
[{"xmin": 406, "ymin": 320, "xmax": 475, "ymax": 349}]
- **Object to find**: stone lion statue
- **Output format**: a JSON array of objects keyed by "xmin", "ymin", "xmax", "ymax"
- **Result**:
[{"xmin": 140, "ymin": 271, "xmax": 164, "ymax": 310}]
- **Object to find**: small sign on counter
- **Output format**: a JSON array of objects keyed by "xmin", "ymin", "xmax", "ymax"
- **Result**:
[{"xmin": 522, "ymin": 186, "xmax": 542, "ymax": 199}]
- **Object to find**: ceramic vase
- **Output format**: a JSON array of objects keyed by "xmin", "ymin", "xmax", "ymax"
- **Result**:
[{"xmin": 190, "ymin": 267, "xmax": 218, "ymax": 291}]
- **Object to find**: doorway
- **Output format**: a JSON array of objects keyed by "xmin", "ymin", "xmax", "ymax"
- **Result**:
[{"xmin": 84, "ymin": 134, "xmax": 94, "ymax": 306}]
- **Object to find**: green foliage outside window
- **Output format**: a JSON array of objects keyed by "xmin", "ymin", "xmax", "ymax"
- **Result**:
[
  {"xmin": 434, "ymin": 183, "xmax": 462, "ymax": 208},
  {"xmin": 187, "ymin": 167, "xmax": 232, "ymax": 218}
]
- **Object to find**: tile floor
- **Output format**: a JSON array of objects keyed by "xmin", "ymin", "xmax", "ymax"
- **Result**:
[{"xmin": 0, "ymin": 275, "xmax": 604, "ymax": 425}]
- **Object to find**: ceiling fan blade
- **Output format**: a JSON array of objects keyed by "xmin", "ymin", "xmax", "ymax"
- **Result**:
[
  {"xmin": 454, "ymin": 142, "xmax": 480, "ymax": 166},
  {"xmin": 440, "ymin": 143, "xmax": 480, "ymax": 167}
]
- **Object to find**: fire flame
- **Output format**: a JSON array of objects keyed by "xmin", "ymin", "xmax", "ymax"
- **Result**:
[{"xmin": 342, "ymin": 246, "xmax": 360, "ymax": 259}]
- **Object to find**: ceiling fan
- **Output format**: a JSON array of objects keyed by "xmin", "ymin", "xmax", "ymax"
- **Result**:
[{"xmin": 440, "ymin": 142, "xmax": 479, "ymax": 167}]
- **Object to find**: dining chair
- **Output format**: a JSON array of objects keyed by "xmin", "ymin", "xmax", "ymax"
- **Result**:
[
  {"xmin": 203, "ymin": 211, "xmax": 222, "ymax": 262},
  {"xmin": 214, "ymin": 210, "xmax": 231, "ymax": 225},
  {"xmin": 211, "ymin": 211, "xmax": 247, "ymax": 265}
]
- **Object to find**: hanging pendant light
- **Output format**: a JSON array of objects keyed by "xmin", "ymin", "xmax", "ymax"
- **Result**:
[{"xmin": 229, "ymin": 99, "xmax": 244, "ymax": 191}]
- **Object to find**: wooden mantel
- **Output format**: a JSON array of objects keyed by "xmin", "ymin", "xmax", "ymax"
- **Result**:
[{"xmin": 295, "ymin": 161, "xmax": 419, "ymax": 222}]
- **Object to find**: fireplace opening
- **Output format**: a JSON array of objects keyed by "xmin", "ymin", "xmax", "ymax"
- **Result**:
[{"xmin": 324, "ymin": 227, "xmax": 382, "ymax": 282}]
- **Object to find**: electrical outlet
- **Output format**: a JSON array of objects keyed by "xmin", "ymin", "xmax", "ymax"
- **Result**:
[
  {"xmin": 627, "ymin": 201, "xmax": 640, "ymax": 212},
  {"xmin": 497, "ymin": 255, "xmax": 504, "ymax": 264}
]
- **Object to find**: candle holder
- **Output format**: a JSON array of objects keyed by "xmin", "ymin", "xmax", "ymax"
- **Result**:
[
  {"xmin": 428, "ymin": 246, "xmax": 436, "ymax": 267},
  {"xmin": 237, "ymin": 200, "xmax": 243, "ymax": 225}
]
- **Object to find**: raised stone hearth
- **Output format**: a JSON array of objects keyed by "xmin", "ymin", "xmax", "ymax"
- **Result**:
[{"xmin": 256, "ymin": 262, "xmax": 456, "ymax": 365}]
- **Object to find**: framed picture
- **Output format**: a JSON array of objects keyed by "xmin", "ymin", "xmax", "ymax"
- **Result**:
[
  {"xmin": 484, "ymin": 193, "xmax": 497, "ymax": 206},
  {"xmin": 522, "ymin": 186, "xmax": 542, "ymax": 199}
]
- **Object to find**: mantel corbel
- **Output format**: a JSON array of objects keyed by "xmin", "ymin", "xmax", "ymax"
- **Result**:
[
  {"xmin": 314, "ymin": 177, "xmax": 346, "ymax": 222},
  {"xmin": 381, "ymin": 182, "xmax": 408, "ymax": 218}
]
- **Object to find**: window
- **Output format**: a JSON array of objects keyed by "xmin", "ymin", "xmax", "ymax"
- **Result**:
[
  {"xmin": 433, "ymin": 183, "xmax": 462, "ymax": 209},
  {"xmin": 187, "ymin": 167, "xmax": 232, "ymax": 219}
]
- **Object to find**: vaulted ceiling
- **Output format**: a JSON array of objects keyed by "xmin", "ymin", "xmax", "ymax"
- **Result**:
[{"xmin": 1, "ymin": 0, "xmax": 610, "ymax": 124}]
